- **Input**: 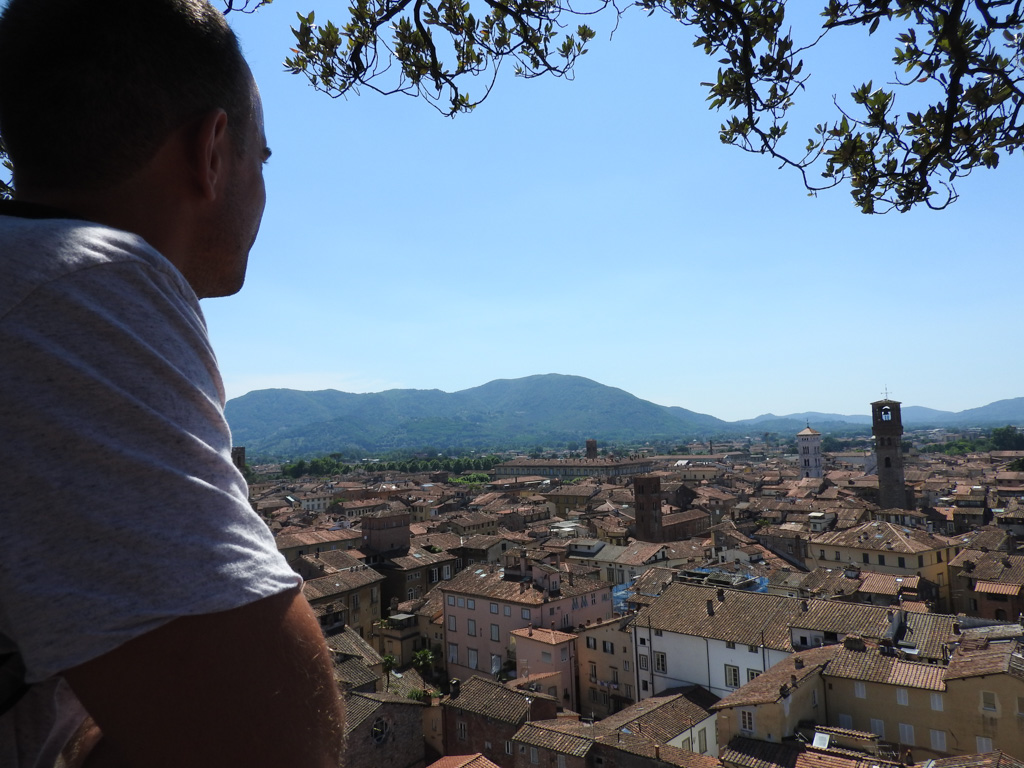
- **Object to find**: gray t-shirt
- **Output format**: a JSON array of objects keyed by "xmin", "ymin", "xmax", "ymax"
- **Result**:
[{"xmin": 0, "ymin": 209, "xmax": 300, "ymax": 766}]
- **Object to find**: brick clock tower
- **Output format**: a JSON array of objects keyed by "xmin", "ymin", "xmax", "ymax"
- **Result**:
[{"xmin": 871, "ymin": 398, "xmax": 908, "ymax": 510}]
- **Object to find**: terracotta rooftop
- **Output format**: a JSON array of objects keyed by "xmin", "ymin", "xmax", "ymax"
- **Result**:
[
  {"xmin": 441, "ymin": 565, "xmax": 609, "ymax": 605},
  {"xmin": 945, "ymin": 640, "xmax": 1024, "ymax": 680},
  {"xmin": 513, "ymin": 720, "xmax": 595, "ymax": 757},
  {"xmin": 599, "ymin": 686, "xmax": 719, "ymax": 741},
  {"xmin": 634, "ymin": 583, "xmax": 954, "ymax": 660},
  {"xmin": 299, "ymin": 548, "xmax": 364, "ymax": 572},
  {"xmin": 591, "ymin": 728, "xmax": 720, "ymax": 767},
  {"xmin": 930, "ymin": 752, "xmax": 1024, "ymax": 768},
  {"xmin": 858, "ymin": 571, "xmax": 919, "ymax": 596},
  {"xmin": 632, "ymin": 583, "xmax": 798, "ymax": 650},
  {"xmin": 511, "ymin": 626, "xmax": 577, "ymax": 645},
  {"xmin": 952, "ymin": 527, "xmax": 1010, "ymax": 552},
  {"xmin": 824, "ymin": 643, "xmax": 946, "ymax": 690},
  {"xmin": 342, "ymin": 690, "xmax": 421, "ymax": 736},
  {"xmin": 415, "ymin": 532, "xmax": 466, "ymax": 551},
  {"xmin": 722, "ymin": 735, "xmax": 901, "ymax": 768},
  {"xmin": 902, "ymin": 611, "xmax": 958, "ymax": 659},
  {"xmin": 950, "ymin": 549, "xmax": 1024, "ymax": 585},
  {"xmin": 332, "ymin": 655, "xmax": 380, "ymax": 690},
  {"xmin": 428, "ymin": 755, "xmax": 502, "ymax": 768},
  {"xmin": 626, "ymin": 567, "xmax": 679, "ymax": 605},
  {"xmin": 616, "ymin": 541, "xmax": 668, "ymax": 566},
  {"xmin": 302, "ymin": 566, "xmax": 385, "ymax": 600},
  {"xmin": 275, "ymin": 528, "xmax": 362, "ymax": 549},
  {"xmin": 715, "ymin": 646, "xmax": 839, "ymax": 708},
  {"xmin": 810, "ymin": 520, "xmax": 951, "ymax": 553},
  {"xmin": 326, "ymin": 625, "xmax": 383, "ymax": 665},
  {"xmin": 443, "ymin": 675, "xmax": 535, "ymax": 724},
  {"xmin": 388, "ymin": 544, "xmax": 458, "ymax": 571},
  {"xmin": 513, "ymin": 718, "xmax": 720, "ymax": 768}
]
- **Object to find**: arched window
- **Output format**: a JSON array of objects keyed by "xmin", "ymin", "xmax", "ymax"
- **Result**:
[
  {"xmin": 881, "ymin": 407, "xmax": 892, "ymax": 422},
  {"xmin": 885, "ymin": 457, "xmax": 892, "ymax": 468}
]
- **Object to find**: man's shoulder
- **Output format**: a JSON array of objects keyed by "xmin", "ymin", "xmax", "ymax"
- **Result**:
[{"xmin": 0, "ymin": 210, "xmax": 191, "ymax": 320}]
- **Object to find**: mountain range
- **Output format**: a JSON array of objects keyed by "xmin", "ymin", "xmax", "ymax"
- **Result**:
[{"xmin": 224, "ymin": 374, "xmax": 1024, "ymax": 458}]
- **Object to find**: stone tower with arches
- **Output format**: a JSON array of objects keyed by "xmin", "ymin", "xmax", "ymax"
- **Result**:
[
  {"xmin": 796, "ymin": 425, "xmax": 823, "ymax": 478},
  {"xmin": 871, "ymin": 397, "xmax": 908, "ymax": 509}
]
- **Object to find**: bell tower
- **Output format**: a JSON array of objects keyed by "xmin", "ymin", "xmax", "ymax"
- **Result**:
[
  {"xmin": 796, "ymin": 425, "xmax": 822, "ymax": 479},
  {"xmin": 871, "ymin": 397, "xmax": 907, "ymax": 509}
]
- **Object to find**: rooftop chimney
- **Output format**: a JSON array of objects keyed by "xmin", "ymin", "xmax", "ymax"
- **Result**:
[
  {"xmin": 794, "ymin": 656, "xmax": 804, "ymax": 670},
  {"xmin": 706, "ymin": 599, "xmax": 714, "ymax": 617},
  {"xmin": 717, "ymin": 588, "xmax": 726, "ymax": 602},
  {"xmin": 843, "ymin": 635, "xmax": 866, "ymax": 652}
]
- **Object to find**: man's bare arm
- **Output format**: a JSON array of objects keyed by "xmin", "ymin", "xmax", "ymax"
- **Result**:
[{"xmin": 62, "ymin": 587, "xmax": 343, "ymax": 768}]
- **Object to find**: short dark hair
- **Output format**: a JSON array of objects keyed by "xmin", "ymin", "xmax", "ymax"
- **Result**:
[{"xmin": 0, "ymin": 0, "xmax": 250, "ymax": 191}]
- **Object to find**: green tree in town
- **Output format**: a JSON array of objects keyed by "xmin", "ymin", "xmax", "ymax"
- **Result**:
[
  {"xmin": 412, "ymin": 648, "xmax": 435, "ymax": 685},
  {"xmin": 992, "ymin": 425, "xmax": 1024, "ymax": 450},
  {"xmin": 821, "ymin": 435, "xmax": 844, "ymax": 453}
]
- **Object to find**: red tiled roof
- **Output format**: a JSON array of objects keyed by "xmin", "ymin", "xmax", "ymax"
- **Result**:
[
  {"xmin": 945, "ymin": 641, "xmax": 1024, "ymax": 680},
  {"xmin": 722, "ymin": 735, "xmax": 900, "ymax": 768},
  {"xmin": 824, "ymin": 644, "xmax": 946, "ymax": 691},
  {"xmin": 428, "ymin": 754, "xmax": 502, "ymax": 768},
  {"xmin": 511, "ymin": 626, "xmax": 577, "ymax": 644},
  {"xmin": 975, "ymin": 580, "xmax": 1023, "ymax": 595}
]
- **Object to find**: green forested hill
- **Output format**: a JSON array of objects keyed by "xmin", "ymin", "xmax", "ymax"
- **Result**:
[
  {"xmin": 224, "ymin": 375, "xmax": 1024, "ymax": 458},
  {"xmin": 225, "ymin": 374, "xmax": 726, "ymax": 456}
]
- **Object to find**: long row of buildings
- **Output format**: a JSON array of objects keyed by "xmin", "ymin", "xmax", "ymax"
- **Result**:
[{"xmin": 254, "ymin": 399, "xmax": 1024, "ymax": 768}]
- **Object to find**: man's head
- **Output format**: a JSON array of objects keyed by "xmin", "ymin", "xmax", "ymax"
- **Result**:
[
  {"xmin": 0, "ymin": 0, "xmax": 250, "ymax": 191},
  {"xmin": 0, "ymin": 0, "xmax": 269, "ymax": 297}
]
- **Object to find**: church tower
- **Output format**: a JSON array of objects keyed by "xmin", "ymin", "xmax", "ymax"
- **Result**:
[
  {"xmin": 634, "ymin": 474, "xmax": 663, "ymax": 542},
  {"xmin": 796, "ymin": 425, "xmax": 822, "ymax": 479},
  {"xmin": 872, "ymin": 398, "xmax": 907, "ymax": 509}
]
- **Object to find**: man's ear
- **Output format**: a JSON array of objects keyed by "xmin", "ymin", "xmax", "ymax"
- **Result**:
[{"xmin": 193, "ymin": 108, "xmax": 230, "ymax": 201}]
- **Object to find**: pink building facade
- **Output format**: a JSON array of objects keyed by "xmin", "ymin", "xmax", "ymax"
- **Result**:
[{"xmin": 441, "ymin": 550, "xmax": 613, "ymax": 684}]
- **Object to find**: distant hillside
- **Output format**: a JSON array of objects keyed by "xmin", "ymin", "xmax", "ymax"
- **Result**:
[
  {"xmin": 224, "ymin": 375, "xmax": 1024, "ymax": 457},
  {"xmin": 226, "ymin": 374, "xmax": 728, "ymax": 456},
  {"xmin": 732, "ymin": 398, "xmax": 1024, "ymax": 432}
]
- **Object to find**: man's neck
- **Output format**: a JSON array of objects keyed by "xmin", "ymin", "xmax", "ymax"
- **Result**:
[{"xmin": 0, "ymin": 198, "xmax": 81, "ymax": 220}]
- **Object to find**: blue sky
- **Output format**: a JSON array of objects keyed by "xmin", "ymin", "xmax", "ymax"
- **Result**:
[{"xmin": 204, "ymin": 3, "xmax": 1022, "ymax": 423}]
